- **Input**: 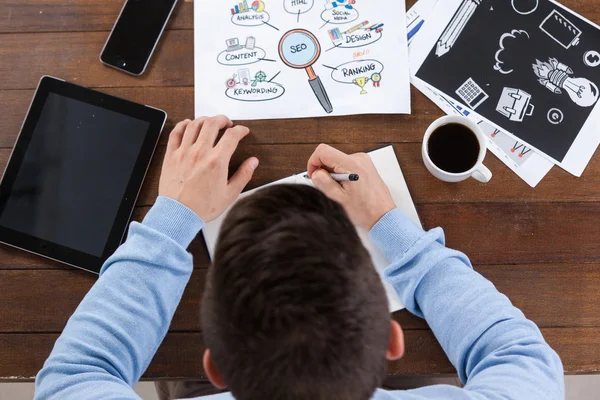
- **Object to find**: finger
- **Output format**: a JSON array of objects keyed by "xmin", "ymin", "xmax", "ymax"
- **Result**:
[
  {"xmin": 228, "ymin": 157, "xmax": 259, "ymax": 197},
  {"xmin": 215, "ymin": 125, "xmax": 251, "ymax": 159},
  {"xmin": 307, "ymin": 144, "xmax": 352, "ymax": 176},
  {"xmin": 167, "ymin": 119, "xmax": 191, "ymax": 152},
  {"xmin": 311, "ymin": 169, "xmax": 344, "ymax": 202},
  {"xmin": 197, "ymin": 115, "xmax": 233, "ymax": 148},
  {"xmin": 182, "ymin": 117, "xmax": 207, "ymax": 147}
]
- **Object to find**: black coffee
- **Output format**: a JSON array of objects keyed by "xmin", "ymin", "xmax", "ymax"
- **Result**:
[{"xmin": 427, "ymin": 123, "xmax": 480, "ymax": 173}]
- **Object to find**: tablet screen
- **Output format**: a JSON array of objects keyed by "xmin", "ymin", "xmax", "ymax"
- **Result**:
[{"xmin": 0, "ymin": 93, "xmax": 149, "ymax": 257}]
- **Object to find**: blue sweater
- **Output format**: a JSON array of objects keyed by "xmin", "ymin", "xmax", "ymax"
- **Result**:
[{"xmin": 35, "ymin": 196, "xmax": 564, "ymax": 400}]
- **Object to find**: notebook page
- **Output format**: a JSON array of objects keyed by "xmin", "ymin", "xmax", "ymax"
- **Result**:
[{"xmin": 201, "ymin": 146, "xmax": 420, "ymax": 312}]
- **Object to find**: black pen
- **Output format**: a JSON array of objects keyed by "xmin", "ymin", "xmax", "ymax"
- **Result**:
[{"xmin": 303, "ymin": 173, "xmax": 360, "ymax": 182}]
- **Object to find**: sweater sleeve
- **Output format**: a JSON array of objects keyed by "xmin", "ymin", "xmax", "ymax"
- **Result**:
[
  {"xmin": 370, "ymin": 209, "xmax": 564, "ymax": 400},
  {"xmin": 34, "ymin": 197, "xmax": 204, "ymax": 400}
]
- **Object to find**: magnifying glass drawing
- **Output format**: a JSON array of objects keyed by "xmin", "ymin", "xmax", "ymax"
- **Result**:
[{"xmin": 279, "ymin": 29, "xmax": 333, "ymax": 114}]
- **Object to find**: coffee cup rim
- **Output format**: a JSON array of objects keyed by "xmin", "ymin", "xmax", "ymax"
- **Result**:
[{"xmin": 422, "ymin": 115, "xmax": 487, "ymax": 177}]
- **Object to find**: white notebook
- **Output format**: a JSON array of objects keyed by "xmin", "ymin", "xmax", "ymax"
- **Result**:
[{"xmin": 202, "ymin": 145, "xmax": 421, "ymax": 312}]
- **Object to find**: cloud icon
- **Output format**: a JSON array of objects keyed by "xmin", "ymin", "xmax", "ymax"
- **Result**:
[{"xmin": 494, "ymin": 30, "xmax": 530, "ymax": 75}]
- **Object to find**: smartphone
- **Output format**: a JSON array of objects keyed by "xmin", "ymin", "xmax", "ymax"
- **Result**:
[{"xmin": 100, "ymin": 0, "xmax": 179, "ymax": 76}]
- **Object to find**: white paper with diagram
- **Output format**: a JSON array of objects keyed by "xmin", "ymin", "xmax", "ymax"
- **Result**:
[{"xmin": 194, "ymin": 0, "xmax": 411, "ymax": 120}]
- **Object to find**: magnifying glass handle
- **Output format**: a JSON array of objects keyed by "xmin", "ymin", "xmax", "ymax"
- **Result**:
[{"xmin": 308, "ymin": 77, "xmax": 333, "ymax": 114}]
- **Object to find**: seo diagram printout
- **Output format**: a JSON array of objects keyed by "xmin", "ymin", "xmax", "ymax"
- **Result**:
[{"xmin": 194, "ymin": 0, "xmax": 411, "ymax": 120}]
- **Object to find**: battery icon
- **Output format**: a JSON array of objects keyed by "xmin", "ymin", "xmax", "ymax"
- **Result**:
[{"xmin": 540, "ymin": 10, "xmax": 582, "ymax": 49}]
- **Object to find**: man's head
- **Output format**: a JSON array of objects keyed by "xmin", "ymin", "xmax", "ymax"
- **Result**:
[{"xmin": 201, "ymin": 184, "xmax": 404, "ymax": 400}]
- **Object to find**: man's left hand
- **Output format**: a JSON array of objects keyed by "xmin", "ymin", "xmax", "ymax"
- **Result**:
[{"xmin": 158, "ymin": 116, "xmax": 259, "ymax": 222}]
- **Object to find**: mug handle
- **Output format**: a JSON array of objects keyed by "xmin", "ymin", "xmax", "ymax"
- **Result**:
[{"xmin": 472, "ymin": 164, "xmax": 492, "ymax": 183}]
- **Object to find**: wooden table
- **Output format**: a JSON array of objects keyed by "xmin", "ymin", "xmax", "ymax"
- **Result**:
[{"xmin": 1, "ymin": 0, "xmax": 599, "ymax": 381}]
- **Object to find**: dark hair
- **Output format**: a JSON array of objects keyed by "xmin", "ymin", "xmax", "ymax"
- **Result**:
[{"xmin": 201, "ymin": 184, "xmax": 390, "ymax": 400}]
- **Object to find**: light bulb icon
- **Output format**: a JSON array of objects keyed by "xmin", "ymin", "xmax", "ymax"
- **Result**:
[
  {"xmin": 532, "ymin": 58, "xmax": 599, "ymax": 107},
  {"xmin": 562, "ymin": 77, "xmax": 599, "ymax": 107}
]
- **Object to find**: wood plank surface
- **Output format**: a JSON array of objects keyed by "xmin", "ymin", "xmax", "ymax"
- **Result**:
[
  {"xmin": 421, "ymin": 203, "xmax": 600, "ymax": 265},
  {"xmin": 0, "ymin": 269, "xmax": 207, "ymax": 333},
  {"xmin": 0, "ymin": 88, "xmax": 440, "ymax": 146},
  {"xmin": 2, "ymin": 141, "xmax": 600, "ymax": 205},
  {"xmin": 0, "ymin": 333, "xmax": 206, "ymax": 380},
  {"xmin": 1, "ymin": 200, "xmax": 599, "ymax": 270},
  {"xmin": 0, "ymin": 30, "xmax": 194, "ymax": 90},
  {"xmin": 2, "ymin": 89, "xmax": 600, "ymax": 205},
  {"xmin": 2, "ymin": 327, "xmax": 598, "ymax": 380},
  {"xmin": 0, "ymin": 1, "xmax": 193, "ymax": 33},
  {"xmin": 1, "ymin": 263, "xmax": 599, "ymax": 333}
]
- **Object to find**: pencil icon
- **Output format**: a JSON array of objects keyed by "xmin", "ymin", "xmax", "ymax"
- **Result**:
[
  {"xmin": 344, "ymin": 21, "xmax": 369, "ymax": 34},
  {"xmin": 436, "ymin": 0, "xmax": 481, "ymax": 57}
]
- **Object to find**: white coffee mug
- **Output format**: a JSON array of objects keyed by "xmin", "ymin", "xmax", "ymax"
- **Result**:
[{"xmin": 422, "ymin": 115, "xmax": 492, "ymax": 183}]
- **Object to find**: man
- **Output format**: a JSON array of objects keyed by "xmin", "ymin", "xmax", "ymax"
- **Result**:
[{"xmin": 35, "ymin": 116, "xmax": 564, "ymax": 400}]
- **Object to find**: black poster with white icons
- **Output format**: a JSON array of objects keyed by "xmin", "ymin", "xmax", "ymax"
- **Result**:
[{"xmin": 416, "ymin": 0, "xmax": 600, "ymax": 163}]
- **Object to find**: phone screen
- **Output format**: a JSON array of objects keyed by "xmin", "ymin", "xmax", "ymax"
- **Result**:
[{"xmin": 101, "ymin": 0, "xmax": 178, "ymax": 75}]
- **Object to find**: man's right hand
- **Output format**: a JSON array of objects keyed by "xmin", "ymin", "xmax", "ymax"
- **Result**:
[{"xmin": 307, "ymin": 144, "xmax": 396, "ymax": 231}]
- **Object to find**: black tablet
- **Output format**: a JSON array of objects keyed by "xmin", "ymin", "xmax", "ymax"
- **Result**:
[{"xmin": 0, "ymin": 76, "xmax": 167, "ymax": 273}]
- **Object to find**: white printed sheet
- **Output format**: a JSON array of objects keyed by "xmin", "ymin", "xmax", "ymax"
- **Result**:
[{"xmin": 194, "ymin": 0, "xmax": 411, "ymax": 120}]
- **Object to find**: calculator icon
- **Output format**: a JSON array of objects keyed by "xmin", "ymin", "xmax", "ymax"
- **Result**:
[{"xmin": 455, "ymin": 78, "xmax": 489, "ymax": 110}]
